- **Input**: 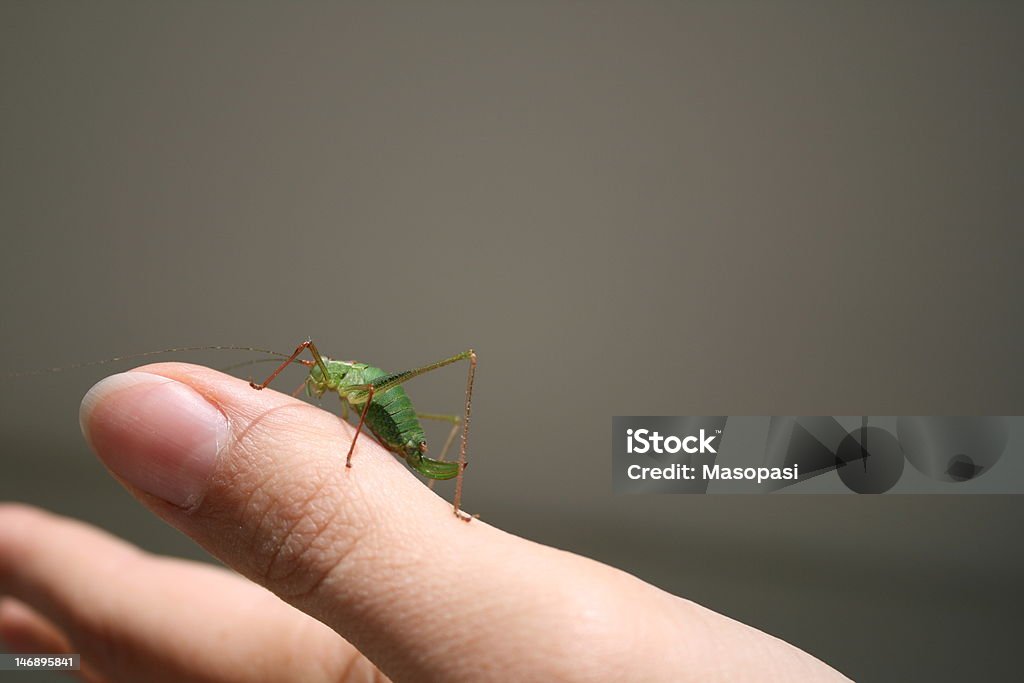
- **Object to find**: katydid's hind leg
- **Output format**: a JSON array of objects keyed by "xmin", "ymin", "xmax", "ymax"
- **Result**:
[
  {"xmin": 416, "ymin": 413, "xmax": 461, "ymax": 490},
  {"xmin": 249, "ymin": 338, "xmax": 325, "ymax": 391},
  {"xmin": 453, "ymin": 351, "xmax": 477, "ymax": 521}
]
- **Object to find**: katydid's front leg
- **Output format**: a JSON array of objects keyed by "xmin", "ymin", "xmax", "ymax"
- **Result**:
[{"xmin": 248, "ymin": 339, "xmax": 324, "ymax": 390}]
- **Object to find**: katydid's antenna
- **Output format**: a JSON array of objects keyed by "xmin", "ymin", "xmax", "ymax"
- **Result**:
[{"xmin": 4, "ymin": 346, "xmax": 294, "ymax": 378}]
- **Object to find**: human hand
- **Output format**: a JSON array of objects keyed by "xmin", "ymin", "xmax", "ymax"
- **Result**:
[{"xmin": 0, "ymin": 364, "xmax": 849, "ymax": 682}]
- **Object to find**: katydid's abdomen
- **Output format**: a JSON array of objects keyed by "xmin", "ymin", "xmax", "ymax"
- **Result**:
[{"xmin": 362, "ymin": 382, "xmax": 461, "ymax": 480}]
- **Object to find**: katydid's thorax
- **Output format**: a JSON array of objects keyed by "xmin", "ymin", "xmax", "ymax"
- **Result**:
[{"xmin": 306, "ymin": 358, "xmax": 426, "ymax": 460}]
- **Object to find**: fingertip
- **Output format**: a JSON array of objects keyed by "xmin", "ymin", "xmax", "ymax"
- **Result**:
[{"xmin": 79, "ymin": 371, "xmax": 229, "ymax": 509}]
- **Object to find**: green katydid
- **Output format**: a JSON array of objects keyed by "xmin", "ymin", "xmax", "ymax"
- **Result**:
[{"xmin": 249, "ymin": 339, "xmax": 478, "ymax": 521}]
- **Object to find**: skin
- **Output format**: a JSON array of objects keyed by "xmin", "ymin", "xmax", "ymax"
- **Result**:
[{"xmin": 0, "ymin": 363, "xmax": 851, "ymax": 682}]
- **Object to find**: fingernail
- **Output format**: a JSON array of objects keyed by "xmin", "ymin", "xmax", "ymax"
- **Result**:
[{"xmin": 80, "ymin": 372, "xmax": 229, "ymax": 508}]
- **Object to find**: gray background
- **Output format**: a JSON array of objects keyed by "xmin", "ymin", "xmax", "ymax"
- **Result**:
[{"xmin": 2, "ymin": 2, "xmax": 1022, "ymax": 681}]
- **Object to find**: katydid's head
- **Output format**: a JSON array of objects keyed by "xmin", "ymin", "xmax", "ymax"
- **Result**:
[
  {"xmin": 306, "ymin": 361, "xmax": 328, "ymax": 398},
  {"xmin": 305, "ymin": 358, "xmax": 347, "ymax": 397}
]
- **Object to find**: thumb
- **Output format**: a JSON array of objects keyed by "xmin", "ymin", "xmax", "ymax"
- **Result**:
[{"xmin": 79, "ymin": 363, "xmax": 848, "ymax": 683}]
